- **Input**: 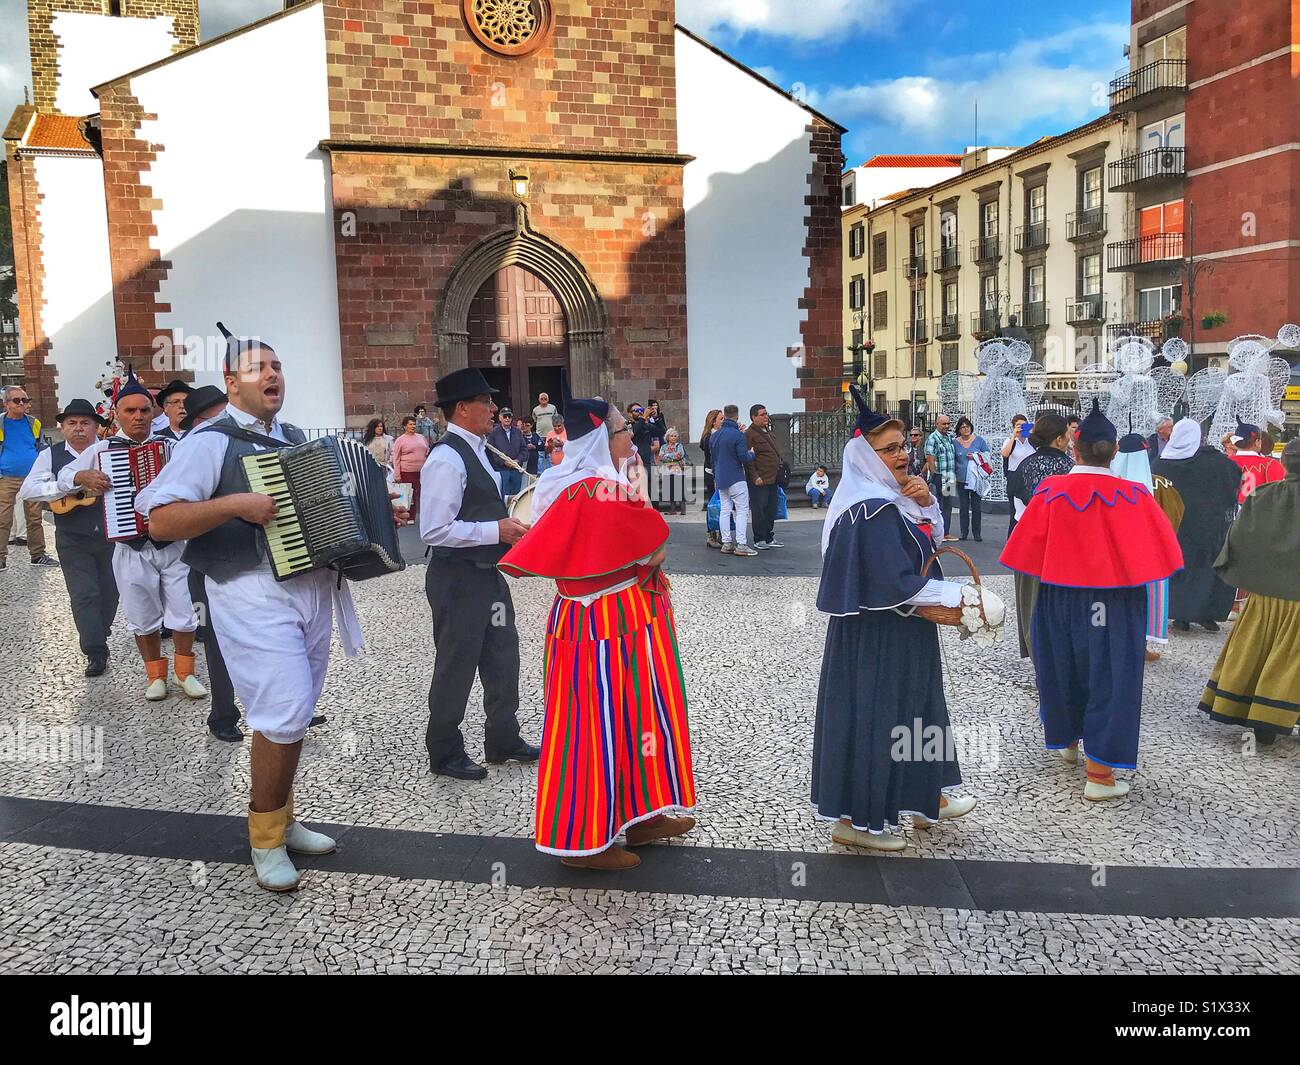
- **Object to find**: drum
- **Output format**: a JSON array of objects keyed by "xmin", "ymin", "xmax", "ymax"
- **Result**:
[{"xmin": 508, "ymin": 481, "xmax": 535, "ymax": 525}]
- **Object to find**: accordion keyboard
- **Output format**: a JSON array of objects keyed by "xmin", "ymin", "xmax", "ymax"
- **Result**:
[{"xmin": 242, "ymin": 451, "xmax": 314, "ymax": 577}]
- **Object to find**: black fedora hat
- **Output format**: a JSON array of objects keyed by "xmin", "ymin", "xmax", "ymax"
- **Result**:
[
  {"xmin": 179, "ymin": 384, "xmax": 228, "ymax": 432},
  {"xmin": 56, "ymin": 398, "xmax": 108, "ymax": 426},
  {"xmin": 434, "ymin": 367, "xmax": 498, "ymax": 406},
  {"xmin": 155, "ymin": 378, "xmax": 194, "ymax": 406}
]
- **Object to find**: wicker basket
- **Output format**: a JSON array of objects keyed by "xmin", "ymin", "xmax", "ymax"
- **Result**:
[{"xmin": 914, "ymin": 546, "xmax": 985, "ymax": 627}]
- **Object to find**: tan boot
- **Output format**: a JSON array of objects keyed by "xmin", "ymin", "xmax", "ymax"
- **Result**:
[
  {"xmin": 248, "ymin": 804, "xmax": 300, "ymax": 891},
  {"xmin": 561, "ymin": 846, "xmax": 641, "ymax": 871},
  {"xmin": 626, "ymin": 813, "xmax": 696, "ymax": 847},
  {"xmin": 144, "ymin": 658, "xmax": 169, "ymax": 701}
]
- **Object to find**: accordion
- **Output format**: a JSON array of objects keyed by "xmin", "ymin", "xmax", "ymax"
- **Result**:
[
  {"xmin": 99, "ymin": 440, "xmax": 167, "ymax": 542},
  {"xmin": 241, "ymin": 436, "xmax": 405, "ymax": 582}
]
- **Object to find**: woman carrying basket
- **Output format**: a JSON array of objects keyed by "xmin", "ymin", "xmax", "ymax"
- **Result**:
[{"xmin": 811, "ymin": 388, "xmax": 996, "ymax": 852}]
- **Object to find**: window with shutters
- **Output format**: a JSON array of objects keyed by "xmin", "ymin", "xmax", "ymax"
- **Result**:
[
  {"xmin": 848, "ymin": 275, "xmax": 865, "ymax": 310},
  {"xmin": 849, "ymin": 223, "xmax": 865, "ymax": 259},
  {"xmin": 875, "ymin": 391, "xmax": 888, "ymax": 411},
  {"xmin": 1081, "ymin": 166, "xmax": 1102, "ymax": 212},
  {"xmin": 980, "ymin": 200, "xmax": 998, "ymax": 237},
  {"xmin": 1026, "ymin": 264, "xmax": 1045, "ymax": 305},
  {"xmin": 872, "ymin": 233, "xmax": 887, "ymax": 272},
  {"xmin": 912, "ymin": 348, "xmax": 928, "ymax": 376},
  {"xmin": 1027, "ymin": 184, "xmax": 1046, "ymax": 226},
  {"xmin": 873, "ymin": 290, "xmax": 887, "ymax": 328},
  {"xmin": 1079, "ymin": 253, "xmax": 1101, "ymax": 297},
  {"xmin": 873, "ymin": 351, "xmax": 888, "ymax": 379},
  {"xmin": 941, "ymin": 344, "xmax": 959, "ymax": 375}
]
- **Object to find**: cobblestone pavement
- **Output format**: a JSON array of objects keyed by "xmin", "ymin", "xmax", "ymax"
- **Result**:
[{"xmin": 0, "ymin": 555, "xmax": 1296, "ymax": 973}]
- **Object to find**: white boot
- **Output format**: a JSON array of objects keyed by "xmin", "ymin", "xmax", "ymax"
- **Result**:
[
  {"xmin": 1055, "ymin": 745, "xmax": 1080, "ymax": 764},
  {"xmin": 1084, "ymin": 779, "xmax": 1131, "ymax": 802},
  {"xmin": 144, "ymin": 659, "xmax": 168, "ymax": 701},
  {"xmin": 831, "ymin": 821, "xmax": 906, "ymax": 852},
  {"xmin": 173, "ymin": 654, "xmax": 207, "ymax": 698},
  {"xmin": 249, "ymin": 804, "xmax": 300, "ymax": 892},
  {"xmin": 284, "ymin": 793, "xmax": 336, "ymax": 854},
  {"xmin": 913, "ymin": 794, "xmax": 977, "ymax": 828}
]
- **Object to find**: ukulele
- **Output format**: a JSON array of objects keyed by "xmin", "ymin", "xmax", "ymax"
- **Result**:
[{"xmin": 49, "ymin": 490, "xmax": 98, "ymax": 516}]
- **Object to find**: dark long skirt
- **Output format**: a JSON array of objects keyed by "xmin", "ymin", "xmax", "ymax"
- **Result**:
[
  {"xmin": 1014, "ymin": 571, "xmax": 1040, "ymax": 660},
  {"xmin": 811, "ymin": 610, "xmax": 961, "ymax": 832},
  {"xmin": 1169, "ymin": 539, "xmax": 1235, "ymax": 623}
]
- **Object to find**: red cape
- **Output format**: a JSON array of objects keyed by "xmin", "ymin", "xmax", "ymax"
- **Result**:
[
  {"xmin": 1231, "ymin": 453, "xmax": 1284, "ymax": 503},
  {"xmin": 499, "ymin": 476, "xmax": 669, "ymax": 580},
  {"xmin": 1000, "ymin": 473, "xmax": 1183, "ymax": 587}
]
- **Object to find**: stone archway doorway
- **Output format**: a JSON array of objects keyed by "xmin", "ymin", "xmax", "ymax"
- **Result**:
[
  {"xmin": 466, "ymin": 264, "xmax": 568, "ymax": 419},
  {"xmin": 437, "ymin": 204, "xmax": 610, "ymax": 408}
]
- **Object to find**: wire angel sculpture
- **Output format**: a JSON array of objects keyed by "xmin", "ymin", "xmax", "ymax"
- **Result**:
[
  {"xmin": 1077, "ymin": 359, "xmax": 1119, "ymax": 417},
  {"xmin": 1207, "ymin": 327, "xmax": 1294, "ymax": 448},
  {"xmin": 973, "ymin": 337, "xmax": 1033, "ymax": 440},
  {"xmin": 1104, "ymin": 334, "xmax": 1187, "ymax": 435},
  {"xmin": 938, "ymin": 368, "xmax": 979, "ymax": 414}
]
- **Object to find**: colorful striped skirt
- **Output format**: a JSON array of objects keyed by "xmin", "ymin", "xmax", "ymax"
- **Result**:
[
  {"xmin": 535, "ymin": 583, "xmax": 696, "ymax": 856},
  {"xmin": 1145, "ymin": 578, "xmax": 1170, "ymax": 643}
]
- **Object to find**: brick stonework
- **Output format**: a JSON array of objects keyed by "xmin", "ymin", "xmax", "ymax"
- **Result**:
[
  {"xmin": 793, "ymin": 119, "xmax": 847, "ymax": 410},
  {"xmin": 1183, "ymin": 0, "xmax": 1300, "ymax": 345},
  {"xmin": 323, "ymin": 0, "xmax": 677, "ymax": 153},
  {"xmin": 96, "ymin": 83, "xmax": 180, "ymax": 386},
  {"xmin": 330, "ymin": 152, "xmax": 687, "ymax": 426},
  {"xmin": 28, "ymin": 0, "xmax": 198, "ymax": 113},
  {"xmin": 5, "ymin": 149, "xmax": 59, "ymax": 422}
]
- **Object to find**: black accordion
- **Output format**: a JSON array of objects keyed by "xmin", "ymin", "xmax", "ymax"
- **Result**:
[{"xmin": 241, "ymin": 436, "xmax": 405, "ymax": 582}]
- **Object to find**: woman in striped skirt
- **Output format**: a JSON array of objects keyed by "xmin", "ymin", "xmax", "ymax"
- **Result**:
[{"xmin": 500, "ymin": 391, "xmax": 695, "ymax": 870}]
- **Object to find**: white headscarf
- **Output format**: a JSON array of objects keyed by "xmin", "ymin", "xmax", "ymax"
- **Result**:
[
  {"xmin": 821, "ymin": 429, "xmax": 931, "ymax": 555},
  {"xmin": 529, "ymin": 418, "xmax": 624, "ymax": 523},
  {"xmin": 1111, "ymin": 445, "xmax": 1154, "ymax": 491},
  {"xmin": 1159, "ymin": 418, "xmax": 1201, "ymax": 462}
]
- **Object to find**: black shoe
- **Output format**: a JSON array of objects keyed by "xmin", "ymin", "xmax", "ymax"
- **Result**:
[
  {"xmin": 974, "ymin": 536, "xmax": 983, "ymax": 542},
  {"xmin": 1171, "ymin": 621, "xmax": 1191, "ymax": 632},
  {"xmin": 1253, "ymin": 728, "xmax": 1276, "ymax": 747},
  {"xmin": 1199, "ymin": 620, "xmax": 1220, "ymax": 632},
  {"xmin": 30, "ymin": 553, "xmax": 60, "ymax": 568},
  {"xmin": 11, "ymin": 536, "xmax": 26, "ymax": 546},
  {"xmin": 84, "ymin": 654, "xmax": 108, "ymax": 677},
  {"xmin": 432, "ymin": 753, "xmax": 488, "ymax": 781},
  {"xmin": 309, "ymin": 714, "xmax": 327, "ymax": 727},
  {"xmin": 485, "ymin": 740, "xmax": 541, "ymax": 765},
  {"xmin": 209, "ymin": 722, "xmax": 244, "ymax": 742}
]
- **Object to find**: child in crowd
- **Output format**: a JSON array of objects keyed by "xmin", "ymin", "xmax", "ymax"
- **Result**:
[{"xmin": 806, "ymin": 465, "xmax": 831, "ymax": 508}]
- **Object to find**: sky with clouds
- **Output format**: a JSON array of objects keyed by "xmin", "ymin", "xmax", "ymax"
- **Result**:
[{"xmin": 2, "ymin": 0, "xmax": 1129, "ymax": 162}]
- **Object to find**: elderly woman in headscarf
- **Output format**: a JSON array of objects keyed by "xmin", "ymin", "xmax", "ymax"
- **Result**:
[
  {"xmin": 810, "ymin": 388, "xmax": 979, "ymax": 852},
  {"xmin": 1151, "ymin": 418, "xmax": 1242, "ymax": 631},
  {"xmin": 499, "ymin": 390, "xmax": 695, "ymax": 871},
  {"xmin": 1199, "ymin": 438, "xmax": 1300, "ymax": 745}
]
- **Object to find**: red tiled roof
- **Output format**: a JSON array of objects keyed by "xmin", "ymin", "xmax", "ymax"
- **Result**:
[
  {"xmin": 862, "ymin": 154, "xmax": 963, "ymax": 168},
  {"xmin": 24, "ymin": 114, "xmax": 95, "ymax": 152}
]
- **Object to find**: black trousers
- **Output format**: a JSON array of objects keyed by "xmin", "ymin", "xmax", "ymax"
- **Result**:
[
  {"xmin": 55, "ymin": 529, "xmax": 118, "ymax": 658},
  {"xmin": 750, "ymin": 483, "xmax": 778, "ymax": 544},
  {"xmin": 425, "ymin": 557, "xmax": 524, "ymax": 767},
  {"xmin": 957, "ymin": 486, "xmax": 982, "ymax": 538},
  {"xmin": 187, "ymin": 569, "xmax": 239, "ymax": 729}
]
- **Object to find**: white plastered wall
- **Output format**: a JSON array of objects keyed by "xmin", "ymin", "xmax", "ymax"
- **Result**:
[
  {"xmin": 32, "ymin": 155, "xmax": 120, "ymax": 409},
  {"xmin": 53, "ymin": 11, "xmax": 179, "ymax": 116},
  {"xmin": 129, "ymin": 3, "xmax": 344, "ymax": 427},
  {"xmin": 676, "ymin": 29, "xmax": 814, "ymax": 432}
]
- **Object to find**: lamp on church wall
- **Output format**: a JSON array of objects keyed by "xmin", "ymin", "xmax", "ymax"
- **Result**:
[{"xmin": 509, "ymin": 168, "xmax": 530, "ymax": 200}]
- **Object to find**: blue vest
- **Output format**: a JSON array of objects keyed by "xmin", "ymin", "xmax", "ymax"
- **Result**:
[{"xmin": 50, "ymin": 442, "xmax": 104, "ymax": 538}]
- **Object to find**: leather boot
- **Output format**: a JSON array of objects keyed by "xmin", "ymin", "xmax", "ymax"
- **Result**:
[
  {"xmin": 144, "ymin": 658, "xmax": 169, "ymax": 701},
  {"xmin": 173, "ymin": 653, "xmax": 208, "ymax": 698},
  {"xmin": 248, "ymin": 804, "xmax": 300, "ymax": 892}
]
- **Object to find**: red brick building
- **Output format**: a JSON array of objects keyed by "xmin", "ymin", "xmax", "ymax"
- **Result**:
[{"xmin": 6, "ymin": 0, "xmax": 846, "ymax": 434}]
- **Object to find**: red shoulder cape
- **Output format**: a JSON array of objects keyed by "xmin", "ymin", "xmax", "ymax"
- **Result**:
[
  {"xmin": 499, "ymin": 476, "xmax": 669, "ymax": 580},
  {"xmin": 1231, "ymin": 453, "xmax": 1284, "ymax": 503},
  {"xmin": 999, "ymin": 473, "xmax": 1183, "ymax": 587}
]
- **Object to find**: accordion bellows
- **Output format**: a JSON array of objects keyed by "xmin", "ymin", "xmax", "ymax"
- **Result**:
[{"xmin": 241, "ymin": 437, "xmax": 405, "ymax": 582}]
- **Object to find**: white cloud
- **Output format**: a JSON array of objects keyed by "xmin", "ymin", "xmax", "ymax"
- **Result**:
[
  {"xmin": 677, "ymin": 0, "xmax": 898, "ymax": 41},
  {"xmin": 814, "ymin": 22, "xmax": 1128, "ymax": 154}
]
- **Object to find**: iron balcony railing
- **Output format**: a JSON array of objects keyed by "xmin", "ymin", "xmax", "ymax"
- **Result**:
[
  {"xmin": 1014, "ymin": 223, "xmax": 1050, "ymax": 252},
  {"xmin": 1107, "ymin": 232, "xmax": 1186, "ymax": 270},
  {"xmin": 970, "ymin": 308, "xmax": 1000, "ymax": 335},
  {"xmin": 1109, "ymin": 58, "xmax": 1186, "ymax": 112},
  {"xmin": 1107, "ymin": 320, "xmax": 1174, "ymax": 343},
  {"xmin": 1016, "ymin": 302, "xmax": 1050, "ymax": 329},
  {"xmin": 1108, "ymin": 146, "xmax": 1184, "ymax": 191},
  {"xmin": 902, "ymin": 254, "xmax": 927, "ymax": 278},
  {"xmin": 933, "ymin": 244, "xmax": 960, "ymax": 272},
  {"xmin": 1066, "ymin": 297, "xmax": 1106, "ymax": 324},
  {"xmin": 1067, "ymin": 208, "xmax": 1107, "ymax": 241},
  {"xmin": 934, "ymin": 314, "xmax": 961, "ymax": 339},
  {"xmin": 971, "ymin": 235, "xmax": 1002, "ymax": 263}
]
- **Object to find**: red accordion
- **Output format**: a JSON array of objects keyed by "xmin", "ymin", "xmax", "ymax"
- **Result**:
[{"xmin": 98, "ymin": 440, "xmax": 167, "ymax": 542}]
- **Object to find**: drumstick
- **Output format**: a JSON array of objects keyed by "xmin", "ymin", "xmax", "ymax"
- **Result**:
[{"xmin": 484, "ymin": 440, "xmax": 537, "ymax": 483}]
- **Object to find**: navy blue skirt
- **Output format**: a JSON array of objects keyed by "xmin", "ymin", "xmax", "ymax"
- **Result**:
[{"xmin": 811, "ymin": 610, "xmax": 962, "ymax": 832}]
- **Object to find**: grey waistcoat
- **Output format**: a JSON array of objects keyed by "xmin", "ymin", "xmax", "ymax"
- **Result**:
[{"xmin": 181, "ymin": 412, "xmax": 305, "ymax": 583}]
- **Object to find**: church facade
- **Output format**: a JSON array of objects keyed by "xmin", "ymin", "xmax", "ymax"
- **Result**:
[{"xmin": 6, "ymin": 0, "xmax": 845, "ymax": 433}]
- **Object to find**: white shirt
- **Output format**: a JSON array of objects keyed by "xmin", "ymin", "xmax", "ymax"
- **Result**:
[
  {"xmin": 1069, "ymin": 465, "xmax": 1118, "ymax": 477},
  {"xmin": 135, "ymin": 404, "xmax": 290, "ymax": 519},
  {"xmin": 19, "ymin": 440, "xmax": 85, "ymax": 503},
  {"xmin": 419, "ymin": 422, "xmax": 503, "ymax": 549}
]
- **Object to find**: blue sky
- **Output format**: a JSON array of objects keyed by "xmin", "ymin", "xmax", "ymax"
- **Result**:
[{"xmin": 1, "ymin": 0, "xmax": 1130, "ymax": 162}]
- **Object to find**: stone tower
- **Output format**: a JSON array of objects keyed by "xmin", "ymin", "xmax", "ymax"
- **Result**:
[{"xmin": 27, "ymin": 0, "xmax": 199, "ymax": 113}]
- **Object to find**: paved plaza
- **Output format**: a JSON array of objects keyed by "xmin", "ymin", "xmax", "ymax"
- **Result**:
[{"xmin": 0, "ymin": 514, "xmax": 1297, "ymax": 974}]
